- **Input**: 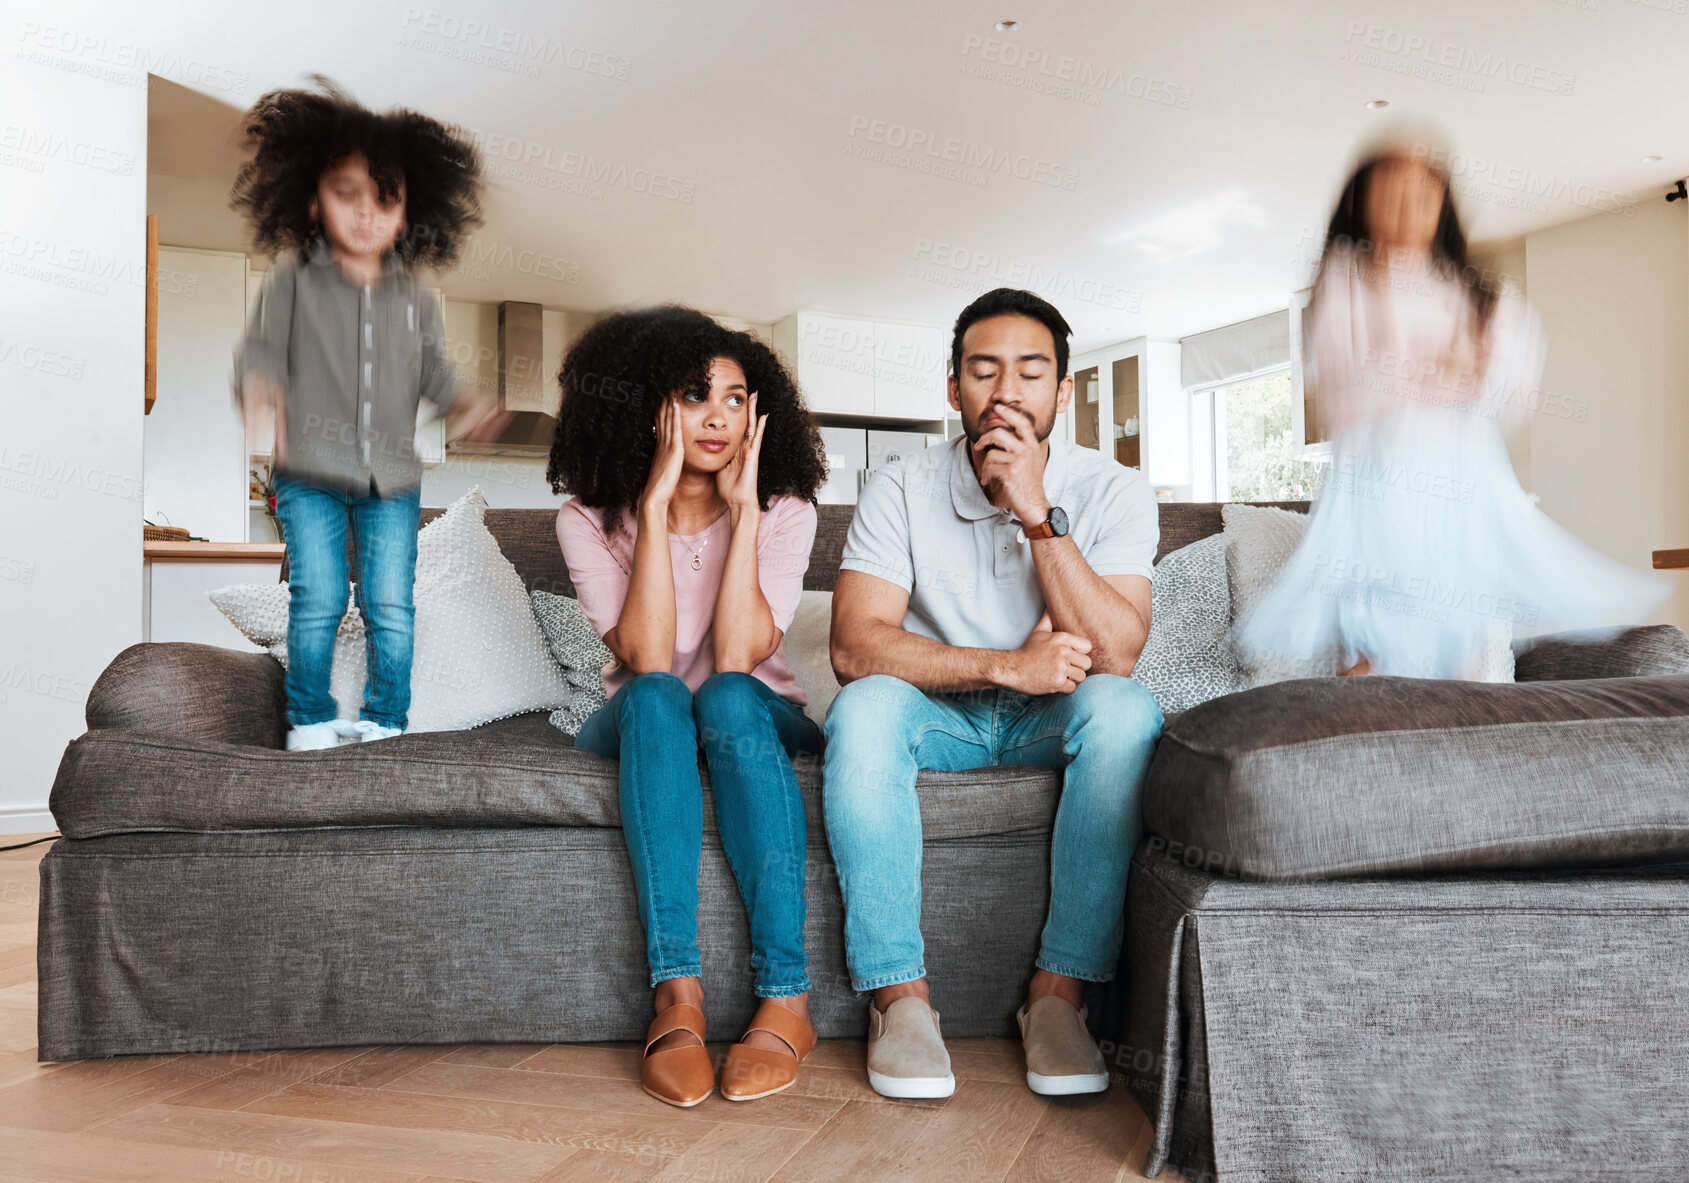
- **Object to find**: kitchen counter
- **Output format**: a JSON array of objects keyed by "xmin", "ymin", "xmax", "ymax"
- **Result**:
[{"xmin": 144, "ymin": 541, "xmax": 285, "ymax": 563}]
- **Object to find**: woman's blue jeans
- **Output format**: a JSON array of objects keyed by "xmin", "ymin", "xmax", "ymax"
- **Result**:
[
  {"xmin": 274, "ymin": 474, "xmax": 421, "ymax": 729},
  {"xmin": 574, "ymin": 671, "xmax": 821, "ymax": 997}
]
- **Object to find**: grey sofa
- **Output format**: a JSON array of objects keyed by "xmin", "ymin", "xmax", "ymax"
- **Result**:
[
  {"xmin": 41, "ymin": 502, "xmax": 1075, "ymax": 1060},
  {"xmin": 40, "ymin": 502, "xmax": 1689, "ymax": 1182},
  {"xmin": 1112, "ymin": 663, "xmax": 1689, "ymax": 1183}
]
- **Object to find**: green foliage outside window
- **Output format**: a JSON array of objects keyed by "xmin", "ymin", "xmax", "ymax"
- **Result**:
[{"xmin": 1222, "ymin": 370, "xmax": 1326, "ymax": 502}]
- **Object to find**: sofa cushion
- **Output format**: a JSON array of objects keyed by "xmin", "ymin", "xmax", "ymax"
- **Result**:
[
  {"xmin": 49, "ymin": 711, "xmax": 1061, "ymax": 843},
  {"xmin": 1222, "ymin": 503, "xmax": 1338, "ymax": 687},
  {"xmin": 1143, "ymin": 674, "xmax": 1689, "ymax": 880},
  {"xmin": 1513, "ymin": 624, "xmax": 1689, "ymax": 682}
]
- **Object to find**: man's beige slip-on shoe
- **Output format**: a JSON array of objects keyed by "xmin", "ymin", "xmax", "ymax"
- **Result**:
[
  {"xmin": 1017, "ymin": 996, "xmax": 1110, "ymax": 1096},
  {"xmin": 865, "ymin": 995, "xmax": 956, "ymax": 1099}
]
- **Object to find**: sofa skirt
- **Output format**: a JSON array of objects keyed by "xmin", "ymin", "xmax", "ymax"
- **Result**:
[
  {"xmin": 37, "ymin": 824, "xmax": 1052, "ymax": 1061},
  {"xmin": 1112, "ymin": 846, "xmax": 1689, "ymax": 1183}
]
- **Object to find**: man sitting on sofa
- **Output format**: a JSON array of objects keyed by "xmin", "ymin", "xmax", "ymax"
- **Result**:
[{"xmin": 823, "ymin": 287, "xmax": 1164, "ymax": 1099}]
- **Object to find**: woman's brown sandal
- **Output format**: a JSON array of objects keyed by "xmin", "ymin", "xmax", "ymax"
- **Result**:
[
  {"xmin": 720, "ymin": 1000, "xmax": 816, "ymax": 1101},
  {"xmin": 641, "ymin": 1002, "xmax": 714, "ymax": 1107}
]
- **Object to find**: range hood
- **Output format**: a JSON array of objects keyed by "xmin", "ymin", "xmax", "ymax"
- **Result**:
[{"xmin": 447, "ymin": 300, "xmax": 558, "ymax": 455}]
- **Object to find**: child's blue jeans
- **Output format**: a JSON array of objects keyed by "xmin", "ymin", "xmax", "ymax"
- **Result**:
[{"xmin": 274, "ymin": 474, "xmax": 421, "ymax": 730}]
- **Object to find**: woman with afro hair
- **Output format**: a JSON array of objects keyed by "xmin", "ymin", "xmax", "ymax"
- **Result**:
[
  {"xmin": 551, "ymin": 306, "xmax": 829, "ymax": 1107},
  {"xmin": 230, "ymin": 78, "xmax": 506, "ymax": 751}
]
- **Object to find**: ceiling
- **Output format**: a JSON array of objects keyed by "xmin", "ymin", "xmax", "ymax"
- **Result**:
[{"xmin": 134, "ymin": 0, "xmax": 1689, "ymax": 351}]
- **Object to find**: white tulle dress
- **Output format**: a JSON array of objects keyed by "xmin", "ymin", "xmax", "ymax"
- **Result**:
[{"xmin": 1233, "ymin": 245, "xmax": 1666, "ymax": 681}]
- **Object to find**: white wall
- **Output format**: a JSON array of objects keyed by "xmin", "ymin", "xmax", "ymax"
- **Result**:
[
  {"xmin": 0, "ymin": 64, "xmax": 148, "ymax": 832},
  {"xmin": 1470, "ymin": 238, "xmax": 1532, "ymax": 490},
  {"xmin": 1524, "ymin": 196, "xmax": 1688, "ymax": 630}
]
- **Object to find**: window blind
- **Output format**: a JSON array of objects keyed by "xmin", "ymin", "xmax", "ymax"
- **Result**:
[{"xmin": 1180, "ymin": 310, "xmax": 1290, "ymax": 389}]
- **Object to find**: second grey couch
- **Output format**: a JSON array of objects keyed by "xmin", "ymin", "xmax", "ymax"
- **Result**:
[{"xmin": 1114, "ymin": 649, "xmax": 1689, "ymax": 1182}]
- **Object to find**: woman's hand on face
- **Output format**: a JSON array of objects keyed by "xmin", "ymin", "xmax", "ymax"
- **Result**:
[
  {"xmin": 643, "ymin": 397, "xmax": 686, "ymax": 510},
  {"xmin": 717, "ymin": 392, "xmax": 766, "ymax": 514}
]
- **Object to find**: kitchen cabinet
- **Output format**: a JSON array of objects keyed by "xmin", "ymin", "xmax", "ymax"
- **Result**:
[
  {"xmin": 773, "ymin": 312, "xmax": 947, "ymax": 422},
  {"xmin": 143, "ymin": 547, "xmax": 282, "ymax": 650},
  {"xmin": 870, "ymin": 320, "xmax": 948, "ymax": 420},
  {"xmin": 1068, "ymin": 337, "xmax": 1186, "ymax": 488}
]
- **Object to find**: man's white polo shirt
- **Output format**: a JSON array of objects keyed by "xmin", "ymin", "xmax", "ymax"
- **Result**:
[{"xmin": 839, "ymin": 433, "xmax": 1158, "ymax": 652}]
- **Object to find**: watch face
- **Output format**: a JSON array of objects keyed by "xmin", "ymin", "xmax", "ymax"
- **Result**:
[{"xmin": 1049, "ymin": 506, "xmax": 1069, "ymax": 536}]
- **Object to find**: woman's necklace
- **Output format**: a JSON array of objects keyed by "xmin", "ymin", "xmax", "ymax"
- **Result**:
[
  {"xmin": 683, "ymin": 534, "xmax": 711, "ymax": 571},
  {"xmin": 669, "ymin": 496, "xmax": 727, "ymax": 571}
]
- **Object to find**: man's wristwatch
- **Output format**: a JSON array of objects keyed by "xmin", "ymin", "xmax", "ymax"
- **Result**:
[{"xmin": 1022, "ymin": 506, "xmax": 1069, "ymax": 540}]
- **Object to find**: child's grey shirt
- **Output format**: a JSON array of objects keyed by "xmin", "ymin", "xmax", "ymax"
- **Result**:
[{"xmin": 234, "ymin": 239, "xmax": 460, "ymax": 496}]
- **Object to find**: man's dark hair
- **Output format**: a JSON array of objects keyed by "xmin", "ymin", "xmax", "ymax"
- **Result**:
[{"xmin": 949, "ymin": 288, "xmax": 1074, "ymax": 383}]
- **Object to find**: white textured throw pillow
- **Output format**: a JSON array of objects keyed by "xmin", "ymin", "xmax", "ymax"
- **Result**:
[
  {"xmin": 409, "ymin": 488, "xmax": 573, "ymax": 730},
  {"xmin": 207, "ymin": 582, "xmax": 369, "ymax": 723},
  {"xmin": 210, "ymin": 487, "xmax": 573, "ymax": 732},
  {"xmin": 1130, "ymin": 535, "xmax": 1241, "ymax": 714},
  {"xmin": 1222, "ymin": 503, "xmax": 1337, "ymax": 687},
  {"xmin": 784, "ymin": 589, "xmax": 840, "ymax": 723}
]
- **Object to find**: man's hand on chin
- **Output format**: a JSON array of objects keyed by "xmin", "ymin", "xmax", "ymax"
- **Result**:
[{"xmin": 971, "ymin": 404, "xmax": 1050, "ymax": 524}]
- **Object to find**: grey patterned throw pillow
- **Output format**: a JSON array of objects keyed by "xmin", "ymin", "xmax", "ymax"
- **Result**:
[
  {"xmin": 1130, "ymin": 533, "xmax": 1242, "ymax": 715},
  {"xmin": 531, "ymin": 590, "xmax": 613, "ymax": 736}
]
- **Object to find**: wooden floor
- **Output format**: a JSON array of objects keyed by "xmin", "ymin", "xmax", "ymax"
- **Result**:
[{"xmin": 0, "ymin": 835, "xmax": 1179, "ymax": 1182}]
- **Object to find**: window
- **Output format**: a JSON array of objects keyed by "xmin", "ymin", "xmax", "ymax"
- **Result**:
[{"xmin": 1191, "ymin": 367, "xmax": 1325, "ymax": 502}]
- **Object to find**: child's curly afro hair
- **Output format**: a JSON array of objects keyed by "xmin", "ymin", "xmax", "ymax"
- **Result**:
[
  {"xmin": 230, "ymin": 75, "xmax": 482, "ymax": 267},
  {"xmin": 547, "ymin": 306, "xmax": 828, "ymax": 535}
]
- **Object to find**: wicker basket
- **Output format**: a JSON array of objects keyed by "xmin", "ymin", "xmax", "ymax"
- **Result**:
[{"xmin": 142, "ymin": 524, "xmax": 191, "ymax": 542}]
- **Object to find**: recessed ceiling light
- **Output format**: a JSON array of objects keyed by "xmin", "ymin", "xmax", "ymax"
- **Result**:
[
  {"xmin": 1365, "ymin": 99, "xmax": 1390, "ymax": 110},
  {"xmin": 1641, "ymin": 154, "xmax": 1663, "ymax": 164},
  {"xmin": 995, "ymin": 19, "xmax": 1020, "ymax": 31}
]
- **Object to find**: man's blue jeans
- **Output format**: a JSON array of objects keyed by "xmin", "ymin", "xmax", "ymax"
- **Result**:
[
  {"xmin": 822, "ymin": 673, "xmax": 1163, "ymax": 993},
  {"xmin": 273, "ymin": 474, "xmax": 421, "ymax": 729},
  {"xmin": 575, "ymin": 671, "xmax": 822, "ymax": 997}
]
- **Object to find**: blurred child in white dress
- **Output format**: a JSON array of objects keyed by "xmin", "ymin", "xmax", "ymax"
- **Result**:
[{"xmin": 1235, "ymin": 143, "xmax": 1665, "ymax": 681}]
